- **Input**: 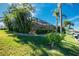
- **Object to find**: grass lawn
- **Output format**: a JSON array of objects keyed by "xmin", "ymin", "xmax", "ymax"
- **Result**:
[{"xmin": 0, "ymin": 30, "xmax": 79, "ymax": 56}]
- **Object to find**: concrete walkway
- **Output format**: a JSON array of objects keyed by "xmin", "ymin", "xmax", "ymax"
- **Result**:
[{"xmin": 12, "ymin": 32, "xmax": 46, "ymax": 37}]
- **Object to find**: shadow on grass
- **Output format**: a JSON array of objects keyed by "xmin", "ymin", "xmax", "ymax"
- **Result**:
[
  {"xmin": 6, "ymin": 31, "xmax": 79, "ymax": 56},
  {"xmin": 27, "ymin": 41, "xmax": 50, "ymax": 56},
  {"xmin": 6, "ymin": 31, "xmax": 50, "ymax": 56},
  {"xmin": 15, "ymin": 35, "xmax": 51, "ymax": 56},
  {"xmin": 58, "ymin": 41, "xmax": 79, "ymax": 56},
  {"xmin": 5, "ymin": 30, "xmax": 13, "ymax": 34},
  {"xmin": 14, "ymin": 35, "xmax": 79, "ymax": 56}
]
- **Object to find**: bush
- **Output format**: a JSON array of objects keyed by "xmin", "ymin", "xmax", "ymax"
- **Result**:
[
  {"xmin": 46, "ymin": 32, "xmax": 65, "ymax": 47},
  {"xmin": 36, "ymin": 30, "xmax": 53, "ymax": 34},
  {"xmin": 57, "ymin": 26, "xmax": 66, "ymax": 33}
]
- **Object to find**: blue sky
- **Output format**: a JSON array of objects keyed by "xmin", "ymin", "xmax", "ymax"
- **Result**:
[{"xmin": 0, "ymin": 3, "xmax": 79, "ymax": 30}]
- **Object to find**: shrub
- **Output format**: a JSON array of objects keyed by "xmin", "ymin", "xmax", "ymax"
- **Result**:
[
  {"xmin": 46, "ymin": 32, "xmax": 65, "ymax": 47},
  {"xmin": 36, "ymin": 30, "xmax": 53, "ymax": 34},
  {"xmin": 57, "ymin": 26, "xmax": 66, "ymax": 33}
]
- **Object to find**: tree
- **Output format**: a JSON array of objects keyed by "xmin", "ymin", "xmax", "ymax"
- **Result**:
[
  {"xmin": 57, "ymin": 3, "xmax": 73, "ymax": 33},
  {"xmin": 58, "ymin": 3, "xmax": 62, "ymax": 33},
  {"xmin": 3, "ymin": 13, "xmax": 13, "ymax": 31},
  {"xmin": 64, "ymin": 20, "xmax": 74, "ymax": 31},
  {"xmin": 53, "ymin": 4, "xmax": 67, "ymax": 33},
  {"xmin": 3, "ymin": 3, "xmax": 35, "ymax": 33},
  {"xmin": 53, "ymin": 8, "xmax": 59, "ymax": 33},
  {"xmin": 57, "ymin": 26, "xmax": 66, "ymax": 33}
]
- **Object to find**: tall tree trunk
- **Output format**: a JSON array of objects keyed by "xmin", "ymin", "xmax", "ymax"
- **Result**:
[
  {"xmin": 58, "ymin": 3, "xmax": 62, "ymax": 33},
  {"xmin": 56, "ymin": 16, "xmax": 58, "ymax": 32}
]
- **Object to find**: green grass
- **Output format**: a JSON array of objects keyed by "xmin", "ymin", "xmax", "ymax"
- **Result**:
[
  {"xmin": 0, "ymin": 30, "xmax": 49, "ymax": 56},
  {"xmin": 64, "ymin": 35, "xmax": 77, "ymax": 43},
  {"xmin": 0, "ymin": 30, "xmax": 79, "ymax": 56}
]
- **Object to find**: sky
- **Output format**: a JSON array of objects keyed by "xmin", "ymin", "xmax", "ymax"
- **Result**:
[{"xmin": 0, "ymin": 3, "xmax": 79, "ymax": 30}]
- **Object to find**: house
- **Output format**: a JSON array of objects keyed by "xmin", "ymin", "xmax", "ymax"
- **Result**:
[
  {"xmin": 30, "ymin": 17, "xmax": 55, "ymax": 33},
  {"xmin": 0, "ymin": 17, "xmax": 55, "ymax": 33}
]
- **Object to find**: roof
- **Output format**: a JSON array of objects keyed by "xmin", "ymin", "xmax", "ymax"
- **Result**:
[
  {"xmin": 31, "ymin": 17, "xmax": 55, "ymax": 30},
  {"xmin": 32, "ymin": 17, "xmax": 55, "ymax": 26}
]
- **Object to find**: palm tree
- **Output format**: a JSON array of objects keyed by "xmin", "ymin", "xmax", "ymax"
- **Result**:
[
  {"xmin": 53, "ymin": 4, "xmax": 66, "ymax": 33},
  {"xmin": 53, "ymin": 8, "xmax": 59, "ymax": 32},
  {"xmin": 64, "ymin": 20, "xmax": 74, "ymax": 30},
  {"xmin": 58, "ymin": 3, "xmax": 73, "ymax": 33},
  {"xmin": 58, "ymin": 3, "xmax": 62, "ymax": 33},
  {"xmin": 64, "ymin": 20, "xmax": 74, "ymax": 34}
]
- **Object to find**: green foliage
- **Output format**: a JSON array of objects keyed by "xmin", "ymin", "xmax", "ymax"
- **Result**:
[
  {"xmin": 3, "ymin": 14, "xmax": 13, "ymax": 31},
  {"xmin": 1, "ymin": 30, "xmax": 79, "ymax": 56},
  {"xmin": 57, "ymin": 26, "xmax": 66, "ymax": 33},
  {"xmin": 53, "ymin": 8, "xmax": 59, "ymax": 17},
  {"xmin": 47, "ymin": 32, "xmax": 65, "ymax": 46},
  {"xmin": 64, "ymin": 20, "xmax": 74, "ymax": 29},
  {"xmin": 16, "ymin": 35, "xmax": 48, "ymax": 46},
  {"xmin": 3, "ymin": 3, "xmax": 34, "ymax": 33},
  {"xmin": 64, "ymin": 20, "xmax": 71, "ymax": 27},
  {"xmin": 36, "ymin": 30, "xmax": 53, "ymax": 34}
]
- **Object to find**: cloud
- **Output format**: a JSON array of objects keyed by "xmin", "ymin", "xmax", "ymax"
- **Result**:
[
  {"xmin": 69, "ymin": 15, "xmax": 79, "ymax": 21},
  {"xmin": 32, "ymin": 4, "xmax": 43, "ymax": 17},
  {"xmin": 36, "ymin": 8, "xmax": 41, "ymax": 12},
  {"xmin": 30, "ymin": 11, "xmax": 36, "ymax": 17}
]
